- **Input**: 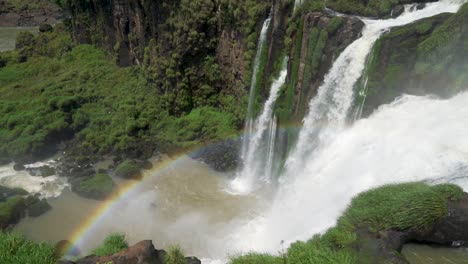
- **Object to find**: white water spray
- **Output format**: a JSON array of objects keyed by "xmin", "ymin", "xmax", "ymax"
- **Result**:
[
  {"xmin": 286, "ymin": 0, "xmax": 465, "ymax": 175},
  {"xmin": 233, "ymin": 64, "xmax": 288, "ymax": 194},
  {"xmin": 230, "ymin": 0, "xmax": 468, "ymax": 255}
]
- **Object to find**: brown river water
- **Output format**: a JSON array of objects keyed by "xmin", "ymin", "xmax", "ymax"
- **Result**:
[{"xmin": 13, "ymin": 157, "xmax": 273, "ymax": 259}]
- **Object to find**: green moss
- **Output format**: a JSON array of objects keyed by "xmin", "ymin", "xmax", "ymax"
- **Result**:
[
  {"xmin": 76, "ymin": 173, "xmax": 114, "ymax": 199},
  {"xmin": 114, "ymin": 161, "xmax": 141, "ymax": 179},
  {"xmin": 0, "ymin": 196, "xmax": 25, "ymax": 227},
  {"xmin": 92, "ymin": 233, "xmax": 128, "ymax": 256},
  {"xmin": 0, "ymin": 232, "xmax": 57, "ymax": 264}
]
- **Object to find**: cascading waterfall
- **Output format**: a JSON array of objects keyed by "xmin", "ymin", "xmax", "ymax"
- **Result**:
[
  {"xmin": 241, "ymin": 15, "xmax": 272, "ymax": 167},
  {"xmin": 285, "ymin": 0, "xmax": 466, "ymax": 176},
  {"xmin": 233, "ymin": 61, "xmax": 288, "ymax": 194},
  {"xmin": 230, "ymin": 0, "xmax": 467, "ymax": 254},
  {"xmin": 294, "ymin": 0, "xmax": 303, "ymax": 12}
]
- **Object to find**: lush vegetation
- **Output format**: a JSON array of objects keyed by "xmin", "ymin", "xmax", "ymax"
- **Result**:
[
  {"xmin": 0, "ymin": 25, "xmax": 241, "ymax": 159},
  {"xmin": 230, "ymin": 182, "xmax": 464, "ymax": 264},
  {"xmin": 0, "ymin": 232, "xmax": 57, "ymax": 264},
  {"xmin": 91, "ymin": 233, "xmax": 128, "ymax": 256}
]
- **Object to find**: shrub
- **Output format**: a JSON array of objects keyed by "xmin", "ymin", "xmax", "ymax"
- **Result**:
[
  {"xmin": 164, "ymin": 245, "xmax": 186, "ymax": 264},
  {"xmin": 92, "ymin": 233, "xmax": 128, "ymax": 256}
]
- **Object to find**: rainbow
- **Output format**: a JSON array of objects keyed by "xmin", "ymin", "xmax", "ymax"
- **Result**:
[{"xmin": 64, "ymin": 122, "xmax": 303, "ymax": 256}]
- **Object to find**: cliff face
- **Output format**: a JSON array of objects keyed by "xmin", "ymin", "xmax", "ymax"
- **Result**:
[{"xmin": 359, "ymin": 3, "xmax": 468, "ymax": 117}]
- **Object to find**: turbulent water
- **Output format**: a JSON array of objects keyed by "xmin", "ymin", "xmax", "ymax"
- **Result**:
[{"xmin": 0, "ymin": 161, "xmax": 67, "ymax": 199}]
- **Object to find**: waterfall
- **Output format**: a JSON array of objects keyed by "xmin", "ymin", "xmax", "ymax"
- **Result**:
[
  {"xmin": 241, "ymin": 16, "xmax": 272, "ymax": 165},
  {"xmin": 294, "ymin": 0, "xmax": 303, "ymax": 12},
  {"xmin": 285, "ymin": 0, "xmax": 466, "ymax": 176},
  {"xmin": 233, "ymin": 61, "xmax": 288, "ymax": 194},
  {"xmin": 230, "ymin": 0, "xmax": 467, "ymax": 254}
]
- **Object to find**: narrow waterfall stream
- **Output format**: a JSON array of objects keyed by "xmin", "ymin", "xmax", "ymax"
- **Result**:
[{"xmin": 233, "ymin": 61, "xmax": 288, "ymax": 194}]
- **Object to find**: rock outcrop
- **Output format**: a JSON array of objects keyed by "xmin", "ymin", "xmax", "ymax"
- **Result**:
[
  {"xmin": 0, "ymin": 0, "xmax": 64, "ymax": 26},
  {"xmin": 190, "ymin": 138, "xmax": 241, "ymax": 172},
  {"xmin": 354, "ymin": 193, "xmax": 468, "ymax": 263},
  {"xmin": 359, "ymin": 4, "xmax": 468, "ymax": 117},
  {"xmin": 64, "ymin": 240, "xmax": 201, "ymax": 264}
]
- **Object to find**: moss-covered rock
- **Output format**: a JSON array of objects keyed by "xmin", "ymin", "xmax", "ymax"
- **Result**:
[
  {"xmin": 73, "ymin": 173, "xmax": 114, "ymax": 200},
  {"xmin": 0, "ymin": 186, "xmax": 28, "ymax": 202},
  {"xmin": 358, "ymin": 5, "xmax": 468, "ymax": 117},
  {"xmin": 0, "ymin": 196, "xmax": 27, "ymax": 229},
  {"xmin": 114, "ymin": 160, "xmax": 142, "ymax": 179},
  {"xmin": 230, "ymin": 183, "xmax": 467, "ymax": 264},
  {"xmin": 27, "ymin": 198, "xmax": 52, "ymax": 217}
]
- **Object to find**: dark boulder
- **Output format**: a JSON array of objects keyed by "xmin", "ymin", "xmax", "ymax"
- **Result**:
[
  {"xmin": 72, "ymin": 240, "xmax": 166, "ymax": 264},
  {"xmin": 0, "ymin": 196, "xmax": 27, "ymax": 230},
  {"xmin": 39, "ymin": 22, "xmax": 53, "ymax": 32},
  {"xmin": 391, "ymin": 5, "xmax": 405, "ymax": 18},
  {"xmin": 190, "ymin": 138, "xmax": 241, "ymax": 172},
  {"xmin": 27, "ymin": 165, "xmax": 56, "ymax": 177},
  {"xmin": 71, "ymin": 173, "xmax": 115, "ymax": 200},
  {"xmin": 27, "ymin": 198, "xmax": 52, "ymax": 217},
  {"xmin": 13, "ymin": 163, "xmax": 26, "ymax": 171},
  {"xmin": 114, "ymin": 160, "xmax": 142, "ymax": 179}
]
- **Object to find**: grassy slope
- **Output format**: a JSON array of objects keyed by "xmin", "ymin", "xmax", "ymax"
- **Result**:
[
  {"xmin": 230, "ymin": 182, "xmax": 464, "ymax": 264},
  {"xmin": 0, "ymin": 232, "xmax": 57, "ymax": 263}
]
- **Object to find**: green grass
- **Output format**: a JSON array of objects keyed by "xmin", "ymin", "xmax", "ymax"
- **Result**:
[
  {"xmin": 230, "ymin": 182, "xmax": 464, "ymax": 264},
  {"xmin": 0, "ymin": 232, "xmax": 57, "ymax": 264},
  {"xmin": 91, "ymin": 233, "xmax": 128, "ymax": 256},
  {"xmin": 164, "ymin": 245, "xmax": 186, "ymax": 264}
]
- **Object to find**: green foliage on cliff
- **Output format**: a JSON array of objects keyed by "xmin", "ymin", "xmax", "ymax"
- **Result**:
[
  {"xmin": 230, "ymin": 182, "xmax": 464, "ymax": 264},
  {"xmin": 0, "ymin": 232, "xmax": 57, "ymax": 263},
  {"xmin": 92, "ymin": 233, "xmax": 128, "ymax": 256},
  {"xmin": 0, "ymin": 26, "xmax": 239, "ymax": 159}
]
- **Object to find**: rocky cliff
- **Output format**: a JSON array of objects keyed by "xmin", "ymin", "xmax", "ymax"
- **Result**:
[
  {"xmin": 0, "ymin": 0, "xmax": 64, "ymax": 26},
  {"xmin": 358, "ymin": 3, "xmax": 468, "ymax": 117}
]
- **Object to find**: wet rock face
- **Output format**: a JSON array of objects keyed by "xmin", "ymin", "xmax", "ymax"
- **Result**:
[
  {"xmin": 190, "ymin": 138, "xmax": 241, "ymax": 172},
  {"xmin": 287, "ymin": 12, "xmax": 364, "ymax": 120}
]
